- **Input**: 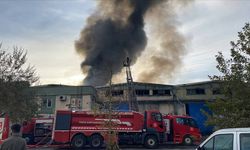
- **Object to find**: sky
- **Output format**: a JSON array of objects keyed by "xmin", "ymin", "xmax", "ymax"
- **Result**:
[{"xmin": 0, "ymin": 0, "xmax": 250, "ymax": 86}]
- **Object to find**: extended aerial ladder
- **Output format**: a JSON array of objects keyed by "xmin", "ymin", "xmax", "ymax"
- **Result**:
[{"xmin": 123, "ymin": 57, "xmax": 139, "ymax": 111}]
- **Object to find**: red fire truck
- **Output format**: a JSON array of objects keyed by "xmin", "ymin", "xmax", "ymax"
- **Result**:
[
  {"xmin": 163, "ymin": 114, "xmax": 202, "ymax": 145},
  {"xmin": 0, "ymin": 114, "xmax": 53, "ymax": 145},
  {"xmin": 52, "ymin": 110, "xmax": 166, "ymax": 149},
  {"xmin": 22, "ymin": 118, "xmax": 53, "ymax": 144},
  {"xmin": 1, "ymin": 112, "xmax": 201, "ymax": 148}
]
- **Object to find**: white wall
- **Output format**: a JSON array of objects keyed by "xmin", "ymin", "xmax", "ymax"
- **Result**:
[{"xmin": 55, "ymin": 95, "xmax": 92, "ymax": 112}]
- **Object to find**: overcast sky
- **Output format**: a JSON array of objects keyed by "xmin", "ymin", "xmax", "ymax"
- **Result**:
[{"xmin": 0, "ymin": 0, "xmax": 250, "ymax": 86}]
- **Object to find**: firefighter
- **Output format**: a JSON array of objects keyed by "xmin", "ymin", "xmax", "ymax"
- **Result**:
[{"xmin": 0, "ymin": 124, "xmax": 27, "ymax": 150}]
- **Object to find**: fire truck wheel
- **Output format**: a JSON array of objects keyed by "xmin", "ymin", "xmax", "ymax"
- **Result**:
[
  {"xmin": 90, "ymin": 134, "xmax": 103, "ymax": 148},
  {"xmin": 183, "ymin": 136, "xmax": 193, "ymax": 145},
  {"xmin": 144, "ymin": 135, "xmax": 158, "ymax": 149},
  {"xmin": 71, "ymin": 134, "xmax": 86, "ymax": 149}
]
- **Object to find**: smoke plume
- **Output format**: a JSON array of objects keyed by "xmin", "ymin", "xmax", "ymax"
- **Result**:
[
  {"xmin": 136, "ymin": 1, "xmax": 189, "ymax": 83},
  {"xmin": 75, "ymin": 0, "xmax": 189, "ymax": 86}
]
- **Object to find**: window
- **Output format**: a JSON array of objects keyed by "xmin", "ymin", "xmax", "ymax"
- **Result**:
[
  {"xmin": 203, "ymin": 137, "xmax": 214, "ymax": 150},
  {"xmin": 186, "ymin": 88, "xmax": 205, "ymax": 95},
  {"xmin": 202, "ymin": 134, "xmax": 233, "ymax": 150},
  {"xmin": 176, "ymin": 118, "xmax": 184, "ymax": 125},
  {"xmin": 47, "ymin": 99, "xmax": 52, "ymax": 108},
  {"xmin": 42, "ymin": 99, "xmax": 52, "ymax": 108},
  {"xmin": 111, "ymin": 90, "xmax": 124, "ymax": 96},
  {"xmin": 151, "ymin": 113, "xmax": 162, "ymax": 122},
  {"xmin": 176, "ymin": 118, "xmax": 198, "ymax": 128},
  {"xmin": 214, "ymin": 134, "xmax": 233, "ymax": 150},
  {"xmin": 240, "ymin": 133, "xmax": 250, "ymax": 150},
  {"xmin": 187, "ymin": 118, "xmax": 198, "ymax": 128},
  {"xmin": 135, "ymin": 90, "xmax": 149, "ymax": 96},
  {"xmin": 153, "ymin": 90, "xmax": 171, "ymax": 96}
]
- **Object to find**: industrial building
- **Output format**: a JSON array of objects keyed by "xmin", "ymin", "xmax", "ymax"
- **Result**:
[
  {"xmin": 96, "ymin": 80, "xmax": 223, "ymax": 135},
  {"xmin": 34, "ymin": 81, "xmax": 222, "ymax": 135}
]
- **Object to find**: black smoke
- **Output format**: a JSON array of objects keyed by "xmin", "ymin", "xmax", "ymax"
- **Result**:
[{"xmin": 75, "ymin": 0, "xmax": 164, "ymax": 86}]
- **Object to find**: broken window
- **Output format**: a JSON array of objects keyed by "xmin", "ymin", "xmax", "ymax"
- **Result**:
[
  {"xmin": 135, "ymin": 89, "xmax": 149, "ymax": 96},
  {"xmin": 111, "ymin": 90, "xmax": 124, "ymax": 96},
  {"xmin": 153, "ymin": 89, "xmax": 171, "ymax": 96},
  {"xmin": 186, "ymin": 88, "xmax": 205, "ymax": 95}
]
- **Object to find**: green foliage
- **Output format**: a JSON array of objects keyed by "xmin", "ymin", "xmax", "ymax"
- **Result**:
[
  {"xmin": 92, "ymin": 72, "xmax": 120, "ymax": 150},
  {"xmin": 206, "ymin": 23, "xmax": 250, "ymax": 129},
  {"xmin": 0, "ymin": 44, "xmax": 39, "ymax": 123}
]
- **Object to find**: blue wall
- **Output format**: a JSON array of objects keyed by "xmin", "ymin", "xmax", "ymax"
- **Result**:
[
  {"xmin": 186, "ymin": 102, "xmax": 213, "ymax": 135},
  {"xmin": 113, "ymin": 103, "xmax": 129, "ymax": 112}
]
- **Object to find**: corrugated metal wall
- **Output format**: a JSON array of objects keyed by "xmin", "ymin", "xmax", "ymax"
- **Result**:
[{"xmin": 186, "ymin": 102, "xmax": 213, "ymax": 135}]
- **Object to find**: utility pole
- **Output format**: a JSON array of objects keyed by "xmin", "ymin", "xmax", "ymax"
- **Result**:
[{"xmin": 123, "ymin": 57, "xmax": 139, "ymax": 111}]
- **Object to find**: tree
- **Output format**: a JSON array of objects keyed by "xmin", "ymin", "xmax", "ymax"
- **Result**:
[
  {"xmin": 205, "ymin": 23, "xmax": 250, "ymax": 129},
  {"xmin": 103, "ymin": 78, "xmax": 120, "ymax": 150},
  {"xmin": 93, "ymin": 71, "xmax": 120, "ymax": 150},
  {"xmin": 0, "ymin": 44, "xmax": 39, "ymax": 123}
]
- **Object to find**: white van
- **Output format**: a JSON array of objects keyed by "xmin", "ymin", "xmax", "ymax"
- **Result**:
[{"xmin": 196, "ymin": 128, "xmax": 250, "ymax": 150}]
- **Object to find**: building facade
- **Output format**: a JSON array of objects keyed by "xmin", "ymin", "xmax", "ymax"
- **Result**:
[
  {"xmin": 96, "ymin": 81, "xmax": 223, "ymax": 135},
  {"xmin": 32, "ymin": 84, "xmax": 97, "ymax": 116},
  {"xmin": 32, "ymin": 81, "xmax": 222, "ymax": 135},
  {"xmin": 96, "ymin": 83, "xmax": 183, "ymax": 114}
]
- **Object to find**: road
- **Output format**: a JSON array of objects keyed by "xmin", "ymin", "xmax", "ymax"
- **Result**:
[{"xmin": 28, "ymin": 145, "xmax": 197, "ymax": 150}]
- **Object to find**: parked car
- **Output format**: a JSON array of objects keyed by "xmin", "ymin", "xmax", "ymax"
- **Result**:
[{"xmin": 196, "ymin": 128, "xmax": 250, "ymax": 150}]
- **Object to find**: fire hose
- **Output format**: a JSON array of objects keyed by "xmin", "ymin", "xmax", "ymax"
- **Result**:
[
  {"xmin": 27, "ymin": 132, "xmax": 70, "ymax": 149},
  {"xmin": 27, "ymin": 131, "xmax": 53, "ymax": 148}
]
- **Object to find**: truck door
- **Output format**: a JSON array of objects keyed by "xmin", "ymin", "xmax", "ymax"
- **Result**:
[
  {"xmin": 237, "ymin": 131, "xmax": 250, "ymax": 150},
  {"xmin": 164, "ymin": 118, "xmax": 174, "ymax": 142},
  {"xmin": 149, "ymin": 112, "xmax": 165, "ymax": 132},
  {"xmin": 53, "ymin": 112, "xmax": 72, "ymax": 143},
  {"xmin": 174, "ymin": 117, "xmax": 188, "ymax": 137}
]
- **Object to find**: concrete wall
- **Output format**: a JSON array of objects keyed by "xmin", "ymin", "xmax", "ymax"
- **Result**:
[
  {"xmin": 33, "ymin": 85, "xmax": 97, "ymax": 115},
  {"xmin": 96, "ymin": 81, "xmax": 223, "ymax": 115},
  {"xmin": 54, "ymin": 95, "xmax": 92, "ymax": 112},
  {"xmin": 176, "ymin": 81, "xmax": 223, "ymax": 101}
]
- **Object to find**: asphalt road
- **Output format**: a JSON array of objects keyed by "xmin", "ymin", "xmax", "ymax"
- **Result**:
[{"xmin": 28, "ymin": 145, "xmax": 197, "ymax": 150}]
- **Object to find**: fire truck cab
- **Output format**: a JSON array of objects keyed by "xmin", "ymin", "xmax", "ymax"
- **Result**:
[{"xmin": 163, "ymin": 114, "xmax": 202, "ymax": 145}]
